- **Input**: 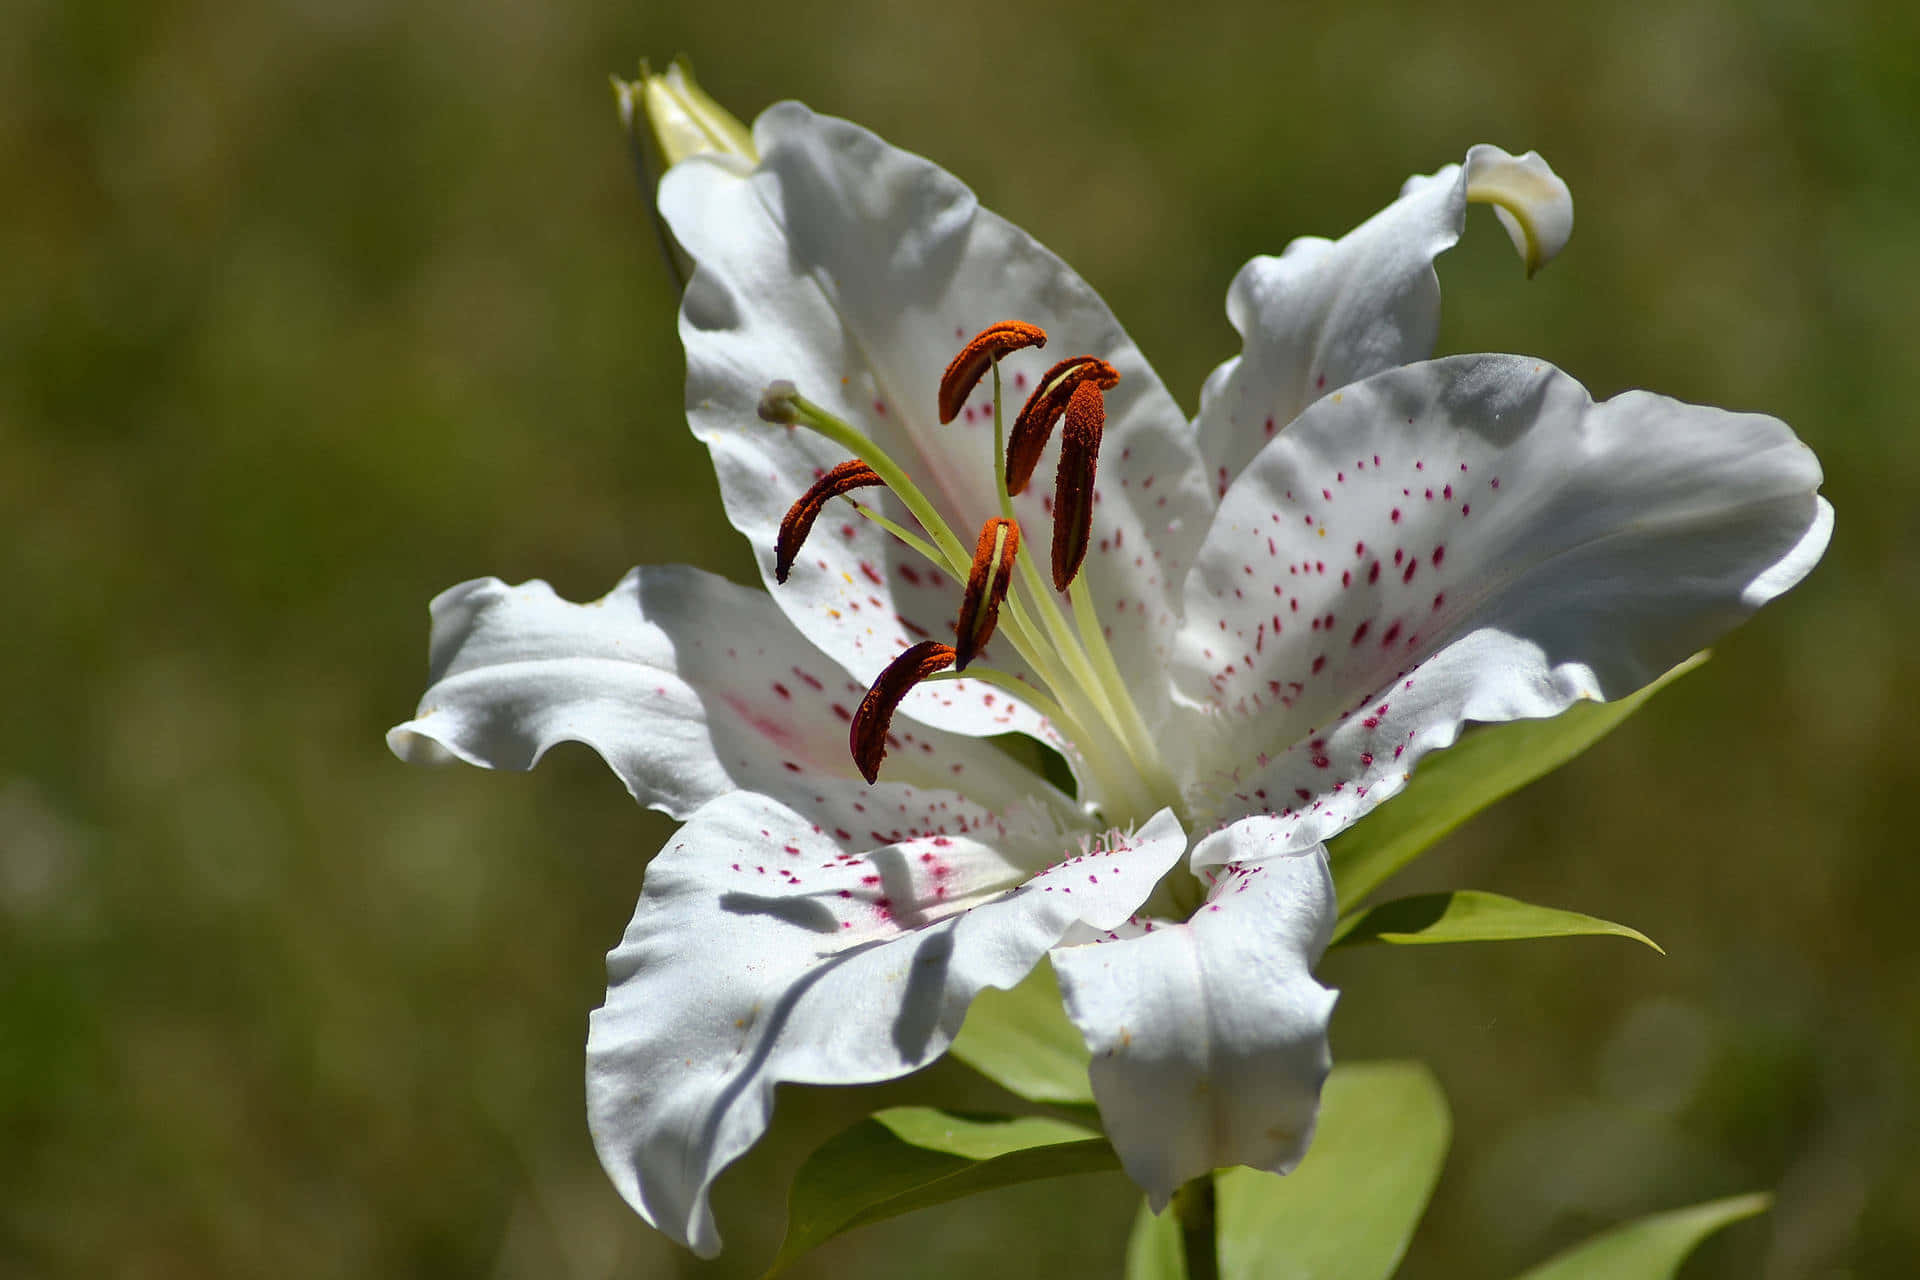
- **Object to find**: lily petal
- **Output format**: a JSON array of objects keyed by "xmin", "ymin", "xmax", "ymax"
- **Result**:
[
  {"xmin": 387, "ymin": 567, "xmax": 1059, "ymax": 824},
  {"xmin": 587, "ymin": 796, "xmax": 1187, "ymax": 1255},
  {"xmin": 1053, "ymin": 818, "xmax": 1337, "ymax": 1208},
  {"xmin": 661, "ymin": 103, "xmax": 1211, "ymax": 739},
  {"xmin": 1194, "ymin": 146, "xmax": 1573, "ymax": 488},
  {"xmin": 1173, "ymin": 354, "xmax": 1831, "ymax": 847}
]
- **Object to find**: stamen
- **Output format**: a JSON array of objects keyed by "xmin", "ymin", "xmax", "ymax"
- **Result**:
[
  {"xmin": 1006, "ymin": 356, "xmax": 1119, "ymax": 495},
  {"xmin": 851, "ymin": 641, "xmax": 957, "ymax": 783},
  {"xmin": 1051, "ymin": 379, "xmax": 1104, "ymax": 591},
  {"xmin": 775, "ymin": 459, "xmax": 885, "ymax": 583},
  {"xmin": 939, "ymin": 321, "xmax": 1047, "ymax": 424},
  {"xmin": 954, "ymin": 517, "xmax": 1022, "ymax": 670}
]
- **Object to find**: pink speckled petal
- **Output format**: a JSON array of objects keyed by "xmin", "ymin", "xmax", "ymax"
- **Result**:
[
  {"xmin": 1053, "ymin": 818, "xmax": 1336, "ymax": 1207},
  {"xmin": 388, "ymin": 566, "xmax": 1064, "ymax": 829},
  {"xmin": 587, "ymin": 798, "xmax": 1186, "ymax": 1256},
  {"xmin": 662, "ymin": 104, "xmax": 1212, "ymax": 743},
  {"xmin": 1172, "ymin": 354, "xmax": 1831, "ymax": 849},
  {"xmin": 1194, "ymin": 146, "xmax": 1572, "ymax": 490}
]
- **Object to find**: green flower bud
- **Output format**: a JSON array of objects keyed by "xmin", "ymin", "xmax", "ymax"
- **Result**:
[{"xmin": 615, "ymin": 58, "xmax": 755, "ymax": 170}]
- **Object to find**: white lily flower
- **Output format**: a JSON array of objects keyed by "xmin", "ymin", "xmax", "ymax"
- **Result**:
[{"xmin": 390, "ymin": 101, "xmax": 1830, "ymax": 1257}]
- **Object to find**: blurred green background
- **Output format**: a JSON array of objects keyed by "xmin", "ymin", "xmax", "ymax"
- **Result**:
[{"xmin": 5, "ymin": 0, "xmax": 1914, "ymax": 1275}]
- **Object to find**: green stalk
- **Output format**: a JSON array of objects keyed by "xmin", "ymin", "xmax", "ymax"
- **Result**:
[{"xmin": 1172, "ymin": 1175, "xmax": 1219, "ymax": 1280}]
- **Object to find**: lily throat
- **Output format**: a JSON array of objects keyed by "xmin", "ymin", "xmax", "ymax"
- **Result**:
[{"xmin": 760, "ymin": 321, "xmax": 1183, "ymax": 827}]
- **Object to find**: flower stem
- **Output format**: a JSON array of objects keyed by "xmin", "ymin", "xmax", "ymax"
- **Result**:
[{"xmin": 1171, "ymin": 1175, "xmax": 1219, "ymax": 1280}]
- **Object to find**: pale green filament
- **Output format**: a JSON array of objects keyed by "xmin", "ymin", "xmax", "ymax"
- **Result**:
[
  {"xmin": 990, "ymin": 365, "xmax": 1154, "ymax": 774},
  {"xmin": 847, "ymin": 503, "xmax": 942, "ymax": 566},
  {"xmin": 988, "ymin": 362, "xmax": 1178, "ymax": 812},
  {"xmin": 784, "ymin": 393, "xmax": 1150, "ymax": 814},
  {"xmin": 1069, "ymin": 576, "xmax": 1179, "ymax": 801},
  {"xmin": 920, "ymin": 665, "xmax": 1072, "ymax": 739},
  {"xmin": 788, "ymin": 394, "xmax": 972, "ymax": 570},
  {"xmin": 779, "ymin": 384, "xmax": 1179, "ymax": 825},
  {"xmin": 992, "ymin": 362, "xmax": 1012, "ymax": 514}
]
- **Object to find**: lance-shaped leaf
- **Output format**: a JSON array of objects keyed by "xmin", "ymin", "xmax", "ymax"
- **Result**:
[
  {"xmin": 764, "ymin": 1108, "xmax": 1117, "ymax": 1276},
  {"xmin": 1329, "ymin": 890, "xmax": 1661, "ymax": 953},
  {"xmin": 949, "ymin": 959, "xmax": 1095, "ymax": 1105},
  {"xmin": 1215, "ymin": 1061, "xmax": 1450, "ymax": 1280},
  {"xmin": 1511, "ymin": 1192, "xmax": 1771, "ymax": 1280},
  {"xmin": 1325, "ymin": 656, "xmax": 1704, "ymax": 907}
]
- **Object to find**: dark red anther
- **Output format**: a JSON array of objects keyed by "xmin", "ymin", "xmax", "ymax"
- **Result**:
[
  {"xmin": 851, "ymin": 641, "xmax": 957, "ymax": 783},
  {"xmin": 776, "ymin": 459, "xmax": 885, "ymax": 583},
  {"xmin": 938, "ymin": 321, "xmax": 1047, "ymax": 424},
  {"xmin": 954, "ymin": 517, "xmax": 1021, "ymax": 671},
  {"xmin": 1006, "ymin": 356, "xmax": 1119, "ymax": 496},
  {"xmin": 1051, "ymin": 379, "xmax": 1104, "ymax": 591}
]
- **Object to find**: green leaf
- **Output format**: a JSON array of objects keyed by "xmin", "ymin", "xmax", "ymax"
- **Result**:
[
  {"xmin": 763, "ymin": 1107, "xmax": 1117, "ymax": 1276},
  {"xmin": 1125, "ymin": 1197, "xmax": 1189, "ymax": 1280},
  {"xmin": 1511, "ymin": 1192, "xmax": 1771, "ymax": 1280},
  {"xmin": 1216, "ymin": 1061, "xmax": 1451, "ymax": 1280},
  {"xmin": 949, "ymin": 959, "xmax": 1095, "ymax": 1104},
  {"xmin": 870, "ymin": 1107, "xmax": 1100, "ymax": 1160},
  {"xmin": 1329, "ymin": 890, "xmax": 1662, "ymax": 953},
  {"xmin": 1326, "ymin": 655, "xmax": 1704, "ymax": 906}
]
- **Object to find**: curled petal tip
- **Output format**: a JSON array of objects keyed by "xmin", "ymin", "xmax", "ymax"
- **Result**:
[{"xmin": 1464, "ymin": 145, "xmax": 1573, "ymax": 277}]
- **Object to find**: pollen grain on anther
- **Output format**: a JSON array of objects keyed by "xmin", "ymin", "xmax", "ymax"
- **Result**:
[
  {"xmin": 851, "ymin": 641, "xmax": 957, "ymax": 783},
  {"xmin": 938, "ymin": 321, "xmax": 1047, "ymax": 424},
  {"xmin": 776, "ymin": 459, "xmax": 884, "ymax": 583},
  {"xmin": 955, "ymin": 517, "xmax": 1021, "ymax": 671},
  {"xmin": 1051, "ymin": 379, "xmax": 1105, "ymax": 591},
  {"xmin": 1007, "ymin": 356, "xmax": 1119, "ymax": 496}
]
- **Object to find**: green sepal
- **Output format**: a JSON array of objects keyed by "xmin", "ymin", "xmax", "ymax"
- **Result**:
[
  {"xmin": 1327, "ymin": 655, "xmax": 1705, "ymax": 907},
  {"xmin": 1511, "ymin": 1192, "xmax": 1771, "ymax": 1279},
  {"xmin": 1329, "ymin": 890, "xmax": 1662, "ymax": 953},
  {"xmin": 949, "ymin": 959, "xmax": 1096, "ymax": 1105},
  {"xmin": 1216, "ymin": 1061, "xmax": 1451, "ymax": 1280},
  {"xmin": 763, "ymin": 1107, "xmax": 1116, "ymax": 1276}
]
